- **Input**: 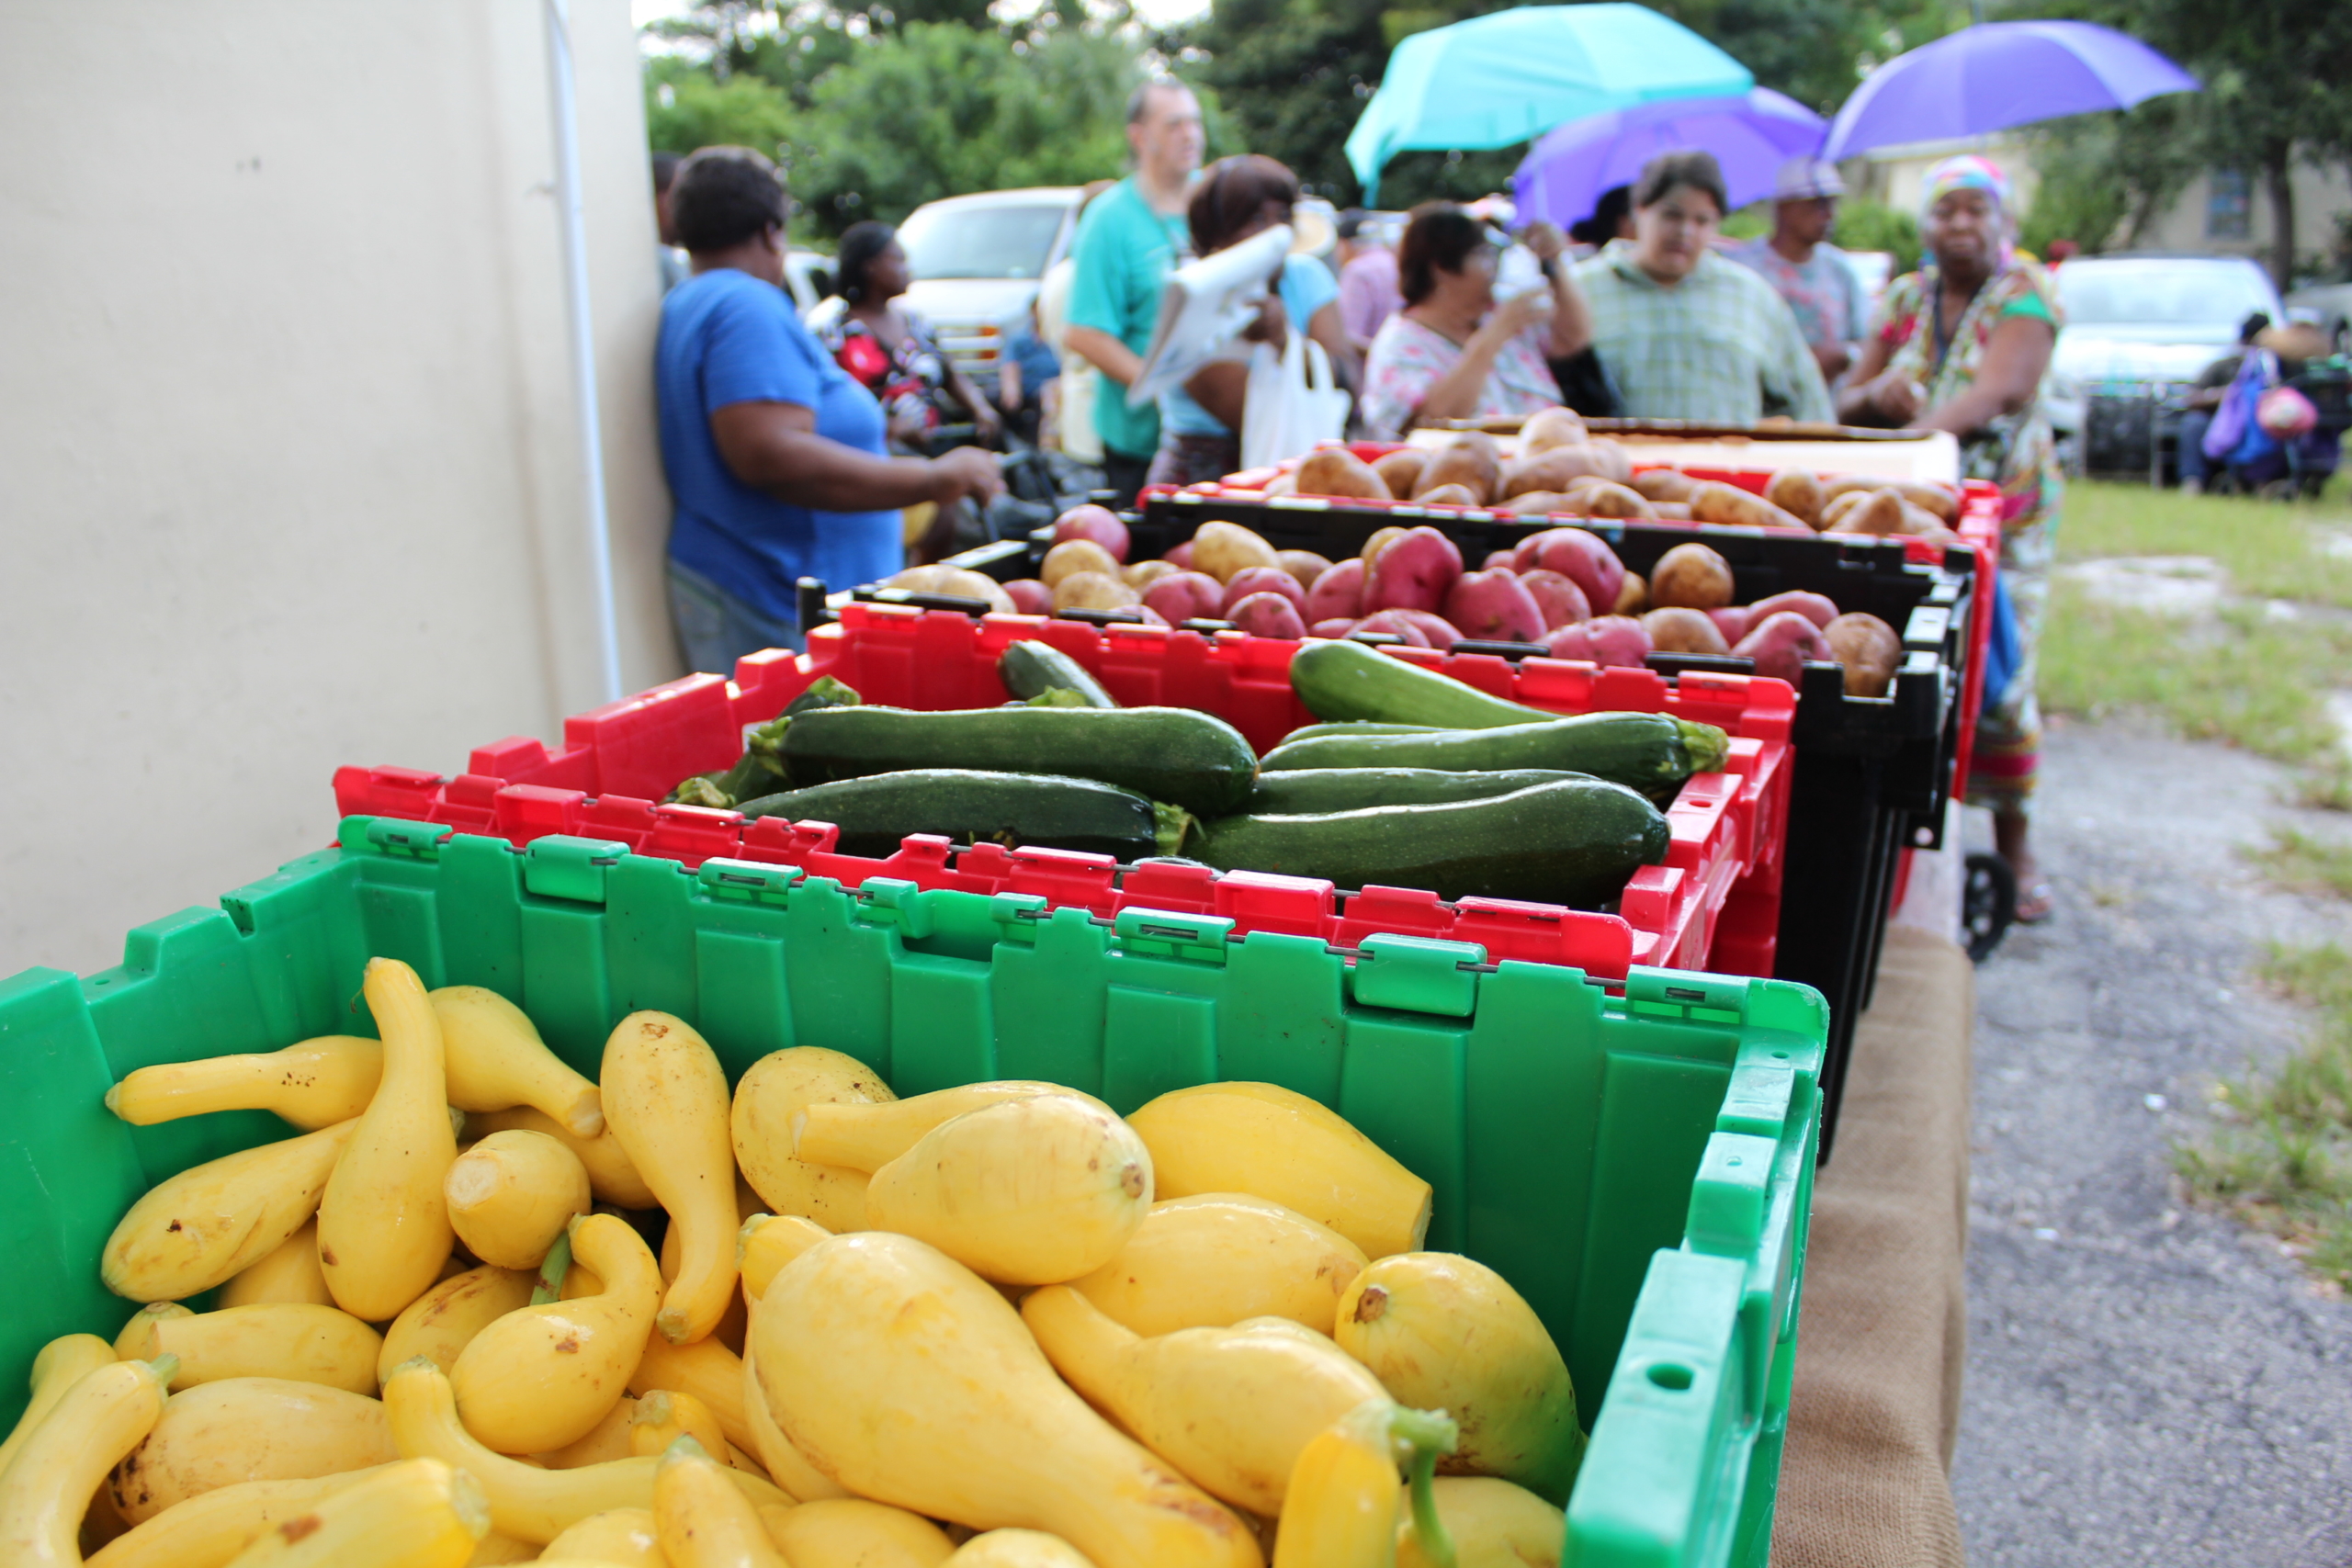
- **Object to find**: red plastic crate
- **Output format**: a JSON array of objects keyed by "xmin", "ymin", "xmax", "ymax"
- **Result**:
[{"xmin": 335, "ymin": 605, "xmax": 1792, "ymax": 983}]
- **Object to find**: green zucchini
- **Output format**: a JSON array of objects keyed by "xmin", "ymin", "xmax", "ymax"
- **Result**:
[
  {"xmin": 737, "ymin": 770, "xmax": 1158, "ymax": 860},
  {"xmin": 1191, "ymin": 779, "xmax": 1668, "ymax": 907},
  {"xmin": 1248, "ymin": 767, "xmax": 1586, "ymax": 815},
  {"xmin": 665, "ymin": 675, "xmax": 863, "ymax": 807},
  {"xmin": 1000, "ymin": 640, "xmax": 1116, "ymax": 708},
  {"xmin": 1291, "ymin": 638, "xmax": 1552, "ymax": 728},
  {"xmin": 1258, "ymin": 711, "xmax": 1727, "ymax": 804},
  {"xmin": 782, "ymin": 705, "xmax": 1258, "ymax": 817},
  {"xmin": 1277, "ymin": 721, "xmax": 1444, "ymax": 745}
]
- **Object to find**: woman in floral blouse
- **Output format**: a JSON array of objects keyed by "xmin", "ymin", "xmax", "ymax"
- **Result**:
[{"xmin": 1838, "ymin": 154, "xmax": 2062, "ymax": 923}]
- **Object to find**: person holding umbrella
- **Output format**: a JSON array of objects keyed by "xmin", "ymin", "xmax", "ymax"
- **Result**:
[
  {"xmin": 1728, "ymin": 157, "xmax": 1867, "ymax": 386},
  {"xmin": 1837, "ymin": 153, "xmax": 2062, "ymax": 923}
]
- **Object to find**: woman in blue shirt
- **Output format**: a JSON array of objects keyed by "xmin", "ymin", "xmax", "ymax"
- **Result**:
[
  {"xmin": 654, "ymin": 148, "xmax": 1002, "ymax": 671},
  {"xmin": 1147, "ymin": 156, "xmax": 1357, "ymax": 489}
]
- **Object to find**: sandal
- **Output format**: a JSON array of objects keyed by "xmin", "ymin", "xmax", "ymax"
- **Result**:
[{"xmin": 2013, "ymin": 880, "xmax": 2055, "ymax": 925}]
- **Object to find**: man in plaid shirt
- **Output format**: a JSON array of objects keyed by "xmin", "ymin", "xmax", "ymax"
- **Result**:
[{"xmin": 1572, "ymin": 150, "xmax": 1833, "ymax": 424}]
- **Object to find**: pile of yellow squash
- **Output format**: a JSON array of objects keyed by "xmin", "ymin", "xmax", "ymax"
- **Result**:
[{"xmin": 1, "ymin": 956, "xmax": 1586, "ymax": 1568}]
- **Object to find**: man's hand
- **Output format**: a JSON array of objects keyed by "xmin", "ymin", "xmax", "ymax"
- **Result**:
[
  {"xmin": 929, "ymin": 446, "xmax": 1004, "ymax": 506},
  {"xmin": 1521, "ymin": 220, "xmax": 1567, "ymax": 264},
  {"xmin": 970, "ymin": 401, "xmax": 1003, "ymax": 445}
]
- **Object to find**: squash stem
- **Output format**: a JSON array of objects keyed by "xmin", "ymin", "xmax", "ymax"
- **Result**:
[{"xmin": 532, "ymin": 1226, "xmax": 574, "ymax": 1304}]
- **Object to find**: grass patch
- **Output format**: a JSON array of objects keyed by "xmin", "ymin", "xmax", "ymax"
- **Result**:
[
  {"xmin": 2040, "ymin": 585, "xmax": 2352, "ymax": 766},
  {"xmin": 2179, "ymin": 942, "xmax": 2352, "ymax": 1288},
  {"xmin": 2249, "ymin": 829, "xmax": 2352, "ymax": 899},
  {"xmin": 2059, "ymin": 481, "xmax": 2352, "ymax": 609}
]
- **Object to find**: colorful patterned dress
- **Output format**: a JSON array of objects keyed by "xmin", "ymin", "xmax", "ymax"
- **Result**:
[{"xmin": 1872, "ymin": 261, "xmax": 2064, "ymax": 818}]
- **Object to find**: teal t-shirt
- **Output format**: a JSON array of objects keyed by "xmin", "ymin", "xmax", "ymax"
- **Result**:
[{"xmin": 1067, "ymin": 177, "xmax": 1192, "ymax": 460}]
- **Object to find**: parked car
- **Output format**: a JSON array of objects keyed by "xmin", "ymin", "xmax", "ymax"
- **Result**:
[
  {"xmin": 2042, "ymin": 253, "xmax": 2285, "ymax": 479},
  {"xmin": 783, "ymin": 248, "xmax": 836, "ymax": 316},
  {"xmin": 806, "ymin": 186, "xmax": 1081, "ymax": 392},
  {"xmin": 2285, "ymin": 277, "xmax": 2352, "ymax": 357}
]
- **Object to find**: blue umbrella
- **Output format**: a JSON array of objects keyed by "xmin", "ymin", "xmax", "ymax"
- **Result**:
[
  {"xmin": 1346, "ymin": 3, "xmax": 1752, "ymax": 202},
  {"xmin": 1823, "ymin": 20, "xmax": 2198, "ymax": 161},
  {"xmin": 1511, "ymin": 87, "xmax": 1826, "ymax": 229}
]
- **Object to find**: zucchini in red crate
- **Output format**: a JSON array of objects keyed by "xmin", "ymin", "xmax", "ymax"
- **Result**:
[
  {"xmin": 782, "ymin": 705, "xmax": 1258, "ymax": 817},
  {"xmin": 999, "ymin": 640, "xmax": 1118, "ymax": 709},
  {"xmin": 1291, "ymin": 639, "xmax": 1548, "ymax": 730},
  {"xmin": 1191, "ymin": 779, "xmax": 1668, "ymax": 906},
  {"xmin": 1248, "ymin": 767, "xmax": 1585, "ymax": 815},
  {"xmin": 738, "ymin": 770, "xmax": 1162, "ymax": 860},
  {"xmin": 1261, "ymin": 712, "xmax": 1726, "ymax": 805}
]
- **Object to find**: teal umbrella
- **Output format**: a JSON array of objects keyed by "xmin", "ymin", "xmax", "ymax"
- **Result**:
[{"xmin": 1347, "ymin": 3, "xmax": 1753, "ymax": 201}]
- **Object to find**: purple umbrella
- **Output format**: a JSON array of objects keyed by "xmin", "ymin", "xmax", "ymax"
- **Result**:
[
  {"xmin": 1823, "ymin": 20, "xmax": 2198, "ymax": 160},
  {"xmin": 1511, "ymin": 87, "xmax": 1826, "ymax": 228}
]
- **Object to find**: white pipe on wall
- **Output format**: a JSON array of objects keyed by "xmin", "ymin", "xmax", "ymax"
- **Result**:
[{"xmin": 544, "ymin": 0, "xmax": 626, "ymax": 705}]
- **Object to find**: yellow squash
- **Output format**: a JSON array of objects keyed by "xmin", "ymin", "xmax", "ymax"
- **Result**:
[
  {"xmin": 377, "ymin": 1263, "xmax": 537, "ymax": 1385},
  {"xmin": 628, "ymin": 1391, "xmax": 729, "ymax": 1464},
  {"xmin": 109, "ymin": 1376, "xmax": 398, "ymax": 1525},
  {"xmin": 317, "ymin": 958, "xmax": 458, "ymax": 1321},
  {"xmin": 101, "ymin": 1121, "xmax": 356, "ymax": 1303},
  {"xmin": 0, "ymin": 1357, "xmax": 173, "ymax": 1566},
  {"xmin": 729, "ymin": 1046, "xmax": 897, "ymax": 1230},
  {"xmin": 430, "ymin": 986, "xmax": 605, "ymax": 1136},
  {"xmin": 450, "ymin": 1213, "xmax": 660, "ymax": 1454},
  {"xmin": 534, "ymin": 1396, "xmax": 637, "ymax": 1469},
  {"xmin": 443, "ymin": 1129, "xmax": 594, "ymax": 1269},
  {"xmin": 653, "ymin": 1438, "xmax": 788, "ymax": 1568},
  {"xmin": 466, "ymin": 1532, "xmax": 538, "ymax": 1564},
  {"xmin": 218, "ymin": 1456, "xmax": 486, "ymax": 1568},
  {"xmin": 1396, "ymin": 1477, "xmax": 1562, "ymax": 1568},
  {"xmin": 750, "ymin": 1231, "xmax": 1261, "ymax": 1568},
  {"xmin": 1065, "ymin": 1193, "xmax": 1369, "ymax": 1337},
  {"xmin": 1127, "ymin": 1084, "xmax": 1430, "ymax": 1260},
  {"xmin": 1271, "ymin": 1402, "xmax": 1404, "ymax": 1568},
  {"xmin": 0, "ymin": 1334, "xmax": 117, "ymax": 1478},
  {"xmin": 738, "ymin": 1341, "xmax": 849, "ymax": 1504},
  {"xmin": 738, "ymin": 1213, "xmax": 831, "ymax": 1303},
  {"xmin": 601, "ymin": 1010, "xmax": 739, "ymax": 1344},
  {"xmin": 114, "ymin": 1304, "xmax": 190, "ymax": 1359},
  {"xmin": 380, "ymin": 1359, "xmax": 787, "ymax": 1545},
  {"xmin": 466, "ymin": 1105, "xmax": 657, "ymax": 1210},
  {"xmin": 660, "ymin": 1175, "xmax": 763, "ymax": 1354},
  {"xmin": 217, "ymin": 1222, "xmax": 336, "ymax": 1310},
  {"xmin": 948, "ymin": 1530, "xmax": 1100, "ymax": 1568},
  {"xmin": 766, "ymin": 1497, "xmax": 956, "ymax": 1568},
  {"xmin": 1022, "ymin": 1287, "xmax": 1388, "ymax": 1516},
  {"xmin": 83, "ymin": 1471, "xmax": 387, "ymax": 1568},
  {"xmin": 628, "ymin": 1334, "xmax": 755, "ymax": 1454},
  {"xmin": 541, "ymin": 1506, "xmax": 662, "ymax": 1568},
  {"xmin": 116, "ymin": 1303, "xmax": 382, "ymax": 1395},
  {"xmin": 1333, "ymin": 1254, "xmax": 1583, "ymax": 1504},
  {"xmin": 790, "ymin": 1079, "xmax": 1102, "ymax": 1173},
  {"xmin": 863, "ymin": 1094, "xmax": 1151, "ymax": 1285},
  {"xmin": 106, "ymin": 1038, "xmax": 382, "ymax": 1132}
]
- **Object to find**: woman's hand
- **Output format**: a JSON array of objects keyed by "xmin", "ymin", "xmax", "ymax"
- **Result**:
[
  {"xmin": 970, "ymin": 400, "xmax": 1003, "ymax": 445},
  {"xmin": 1861, "ymin": 370, "xmax": 1924, "ymax": 424},
  {"xmin": 1484, "ymin": 289, "xmax": 1554, "ymax": 343},
  {"xmin": 1521, "ymin": 220, "xmax": 1568, "ymax": 264},
  {"xmin": 928, "ymin": 445, "xmax": 1005, "ymax": 507},
  {"xmin": 1241, "ymin": 294, "xmax": 1291, "ymax": 351}
]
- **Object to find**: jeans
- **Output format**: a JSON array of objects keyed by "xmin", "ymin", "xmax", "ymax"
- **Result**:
[
  {"xmin": 2176, "ymin": 409, "xmax": 2213, "ymax": 485},
  {"xmin": 1100, "ymin": 449, "xmax": 1153, "ymax": 508},
  {"xmin": 666, "ymin": 559, "xmax": 799, "ymax": 677}
]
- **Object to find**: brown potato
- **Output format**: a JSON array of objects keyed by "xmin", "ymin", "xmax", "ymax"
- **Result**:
[
  {"xmin": 1824, "ymin": 476, "xmax": 1959, "ymax": 522},
  {"xmin": 1295, "ymin": 447, "xmax": 1392, "ymax": 502},
  {"xmin": 1818, "ymin": 491, "xmax": 1870, "ymax": 531},
  {"xmin": 1371, "ymin": 448, "xmax": 1427, "ymax": 496},
  {"xmin": 1362, "ymin": 525, "xmax": 1410, "ymax": 565},
  {"xmin": 1413, "ymin": 433, "xmax": 1503, "ymax": 504},
  {"xmin": 1586, "ymin": 438, "xmax": 1634, "ymax": 485},
  {"xmin": 1764, "ymin": 469, "xmax": 1826, "ymax": 527},
  {"xmin": 1577, "ymin": 481, "xmax": 1656, "ymax": 519},
  {"xmin": 1644, "ymin": 607, "xmax": 1731, "ymax": 655},
  {"xmin": 1651, "ymin": 502, "xmax": 1693, "ymax": 521},
  {"xmin": 1123, "ymin": 559, "xmax": 1180, "ymax": 590},
  {"xmin": 1612, "ymin": 570, "xmax": 1648, "ymax": 615},
  {"xmin": 1191, "ymin": 521, "xmax": 1282, "ymax": 583},
  {"xmin": 1838, "ymin": 489, "xmax": 1909, "ymax": 537},
  {"xmin": 1052, "ymin": 570, "xmax": 1139, "ymax": 612},
  {"xmin": 1500, "ymin": 446, "xmax": 1615, "ymax": 499},
  {"xmin": 933, "ymin": 569, "xmax": 1017, "ymax": 612},
  {"xmin": 1260, "ymin": 469, "xmax": 1299, "ymax": 498},
  {"xmin": 1519, "ymin": 406, "xmax": 1590, "ymax": 455},
  {"xmin": 1502, "ymin": 491, "xmax": 1574, "ymax": 516},
  {"xmin": 1042, "ymin": 538, "xmax": 1121, "ymax": 588},
  {"xmin": 1687, "ymin": 481, "xmax": 1806, "ymax": 532},
  {"xmin": 1649, "ymin": 542, "xmax": 1736, "ymax": 610},
  {"xmin": 1824, "ymin": 612, "xmax": 1902, "ymax": 696},
  {"xmin": 1415, "ymin": 483, "xmax": 1482, "ymax": 508},
  {"xmin": 1277, "ymin": 550, "xmax": 1334, "ymax": 589},
  {"xmin": 1631, "ymin": 468, "xmax": 1698, "ymax": 503}
]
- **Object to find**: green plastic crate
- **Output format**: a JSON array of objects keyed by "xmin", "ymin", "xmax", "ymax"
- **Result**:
[{"xmin": 0, "ymin": 816, "xmax": 1824, "ymax": 1567}]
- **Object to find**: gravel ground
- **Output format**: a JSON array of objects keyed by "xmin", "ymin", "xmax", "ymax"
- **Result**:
[{"xmin": 1951, "ymin": 718, "xmax": 2352, "ymax": 1565}]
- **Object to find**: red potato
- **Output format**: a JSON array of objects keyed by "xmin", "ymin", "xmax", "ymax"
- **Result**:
[
  {"xmin": 1442, "ymin": 570, "xmax": 1546, "ymax": 643},
  {"xmin": 1052, "ymin": 504, "xmax": 1130, "ymax": 563},
  {"xmin": 1734, "ymin": 610, "xmax": 1831, "ymax": 686},
  {"xmin": 1643, "ymin": 607, "xmax": 1730, "ymax": 655},
  {"xmin": 1351, "ymin": 609, "xmax": 1432, "ymax": 647},
  {"xmin": 1544, "ymin": 615, "xmax": 1651, "ymax": 668},
  {"xmin": 1511, "ymin": 528, "xmax": 1625, "ymax": 615},
  {"xmin": 1221, "ymin": 566, "xmax": 1307, "ymax": 615},
  {"xmin": 1387, "ymin": 609, "xmax": 1464, "ymax": 649},
  {"xmin": 1363, "ymin": 526, "xmax": 1464, "ymax": 615},
  {"xmin": 1227, "ymin": 592, "xmax": 1308, "ymax": 639},
  {"xmin": 1362, "ymin": 525, "xmax": 1410, "ymax": 566},
  {"xmin": 1278, "ymin": 550, "xmax": 1334, "ymax": 590},
  {"xmin": 1141, "ymin": 570, "xmax": 1226, "ymax": 625},
  {"xmin": 1708, "ymin": 607, "xmax": 1751, "ymax": 645},
  {"xmin": 1166, "ymin": 541, "xmax": 1196, "ymax": 570},
  {"xmin": 1519, "ymin": 570, "xmax": 1591, "ymax": 629},
  {"xmin": 1309, "ymin": 617, "xmax": 1360, "ymax": 638},
  {"xmin": 1002, "ymin": 579, "xmax": 1053, "ymax": 615},
  {"xmin": 1742, "ymin": 590, "xmax": 1838, "ymax": 630},
  {"xmin": 1305, "ymin": 557, "xmax": 1367, "ymax": 622}
]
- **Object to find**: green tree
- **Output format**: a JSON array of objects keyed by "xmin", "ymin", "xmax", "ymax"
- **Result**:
[{"xmin": 644, "ymin": 54, "xmax": 797, "ymax": 164}]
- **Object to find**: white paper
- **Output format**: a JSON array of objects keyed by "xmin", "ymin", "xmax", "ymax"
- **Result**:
[{"xmin": 1126, "ymin": 224, "xmax": 1295, "ymax": 410}]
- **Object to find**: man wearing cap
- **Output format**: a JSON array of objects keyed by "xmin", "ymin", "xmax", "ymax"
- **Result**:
[{"xmin": 1729, "ymin": 157, "xmax": 1867, "ymax": 386}]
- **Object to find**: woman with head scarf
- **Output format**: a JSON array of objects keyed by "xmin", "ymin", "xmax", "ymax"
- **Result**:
[{"xmin": 1838, "ymin": 153, "xmax": 2063, "ymax": 923}]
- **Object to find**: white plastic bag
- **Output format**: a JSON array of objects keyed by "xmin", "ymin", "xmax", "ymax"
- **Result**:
[{"xmin": 1239, "ymin": 329, "xmax": 1351, "ymax": 471}]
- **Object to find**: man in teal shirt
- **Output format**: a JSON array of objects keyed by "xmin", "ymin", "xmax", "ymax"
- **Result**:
[{"xmin": 1064, "ymin": 80, "xmax": 1204, "ymax": 502}]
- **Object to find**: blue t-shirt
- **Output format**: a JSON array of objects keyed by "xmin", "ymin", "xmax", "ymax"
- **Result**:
[
  {"xmin": 1160, "ymin": 255, "xmax": 1342, "ymax": 439},
  {"xmin": 655, "ymin": 268, "xmax": 900, "ymax": 622}
]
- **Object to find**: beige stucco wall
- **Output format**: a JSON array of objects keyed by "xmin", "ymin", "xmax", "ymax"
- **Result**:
[{"xmin": 0, "ymin": 1, "xmax": 680, "ymax": 976}]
